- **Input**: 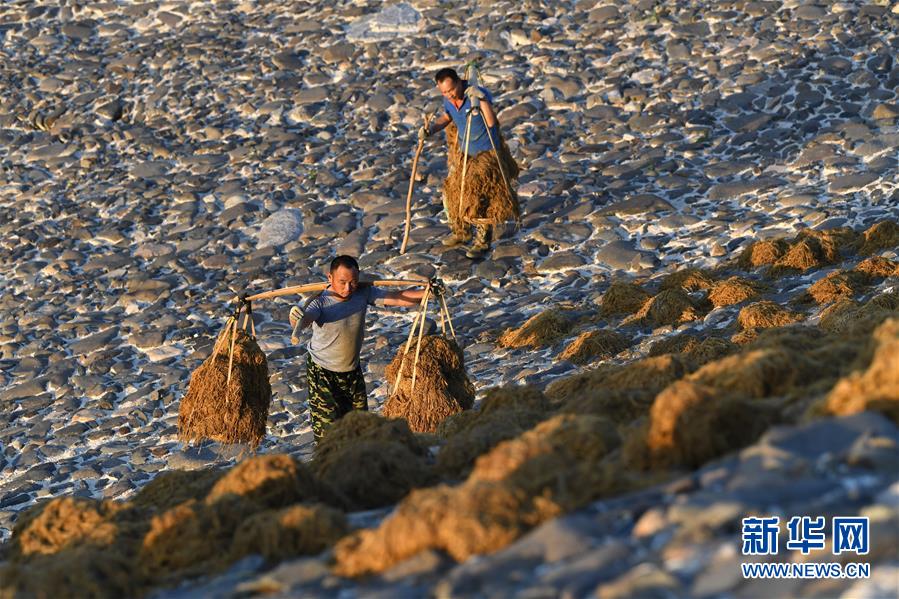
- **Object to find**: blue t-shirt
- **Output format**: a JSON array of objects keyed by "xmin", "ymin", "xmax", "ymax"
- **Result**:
[
  {"xmin": 304, "ymin": 284, "xmax": 387, "ymax": 372},
  {"xmin": 443, "ymin": 82, "xmax": 500, "ymax": 157}
]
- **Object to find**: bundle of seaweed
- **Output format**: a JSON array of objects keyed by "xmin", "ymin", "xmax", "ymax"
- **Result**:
[{"xmin": 383, "ymin": 335, "xmax": 475, "ymax": 434}]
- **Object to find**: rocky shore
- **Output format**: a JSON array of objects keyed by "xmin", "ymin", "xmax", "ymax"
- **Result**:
[{"xmin": 1, "ymin": 1, "xmax": 898, "ymax": 597}]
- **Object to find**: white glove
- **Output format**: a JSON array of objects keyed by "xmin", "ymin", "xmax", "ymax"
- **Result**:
[
  {"xmin": 465, "ymin": 85, "xmax": 484, "ymax": 105},
  {"xmin": 417, "ymin": 124, "xmax": 429, "ymax": 141},
  {"xmin": 289, "ymin": 305, "xmax": 304, "ymax": 328}
]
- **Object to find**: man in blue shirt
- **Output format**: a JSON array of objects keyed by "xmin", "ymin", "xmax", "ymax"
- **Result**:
[
  {"xmin": 420, "ymin": 67, "xmax": 520, "ymax": 259},
  {"xmin": 288, "ymin": 255, "xmax": 426, "ymax": 442}
]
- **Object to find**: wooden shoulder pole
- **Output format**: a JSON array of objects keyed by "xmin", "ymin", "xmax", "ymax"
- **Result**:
[
  {"xmin": 244, "ymin": 278, "xmax": 428, "ymax": 303},
  {"xmin": 401, "ymin": 114, "xmax": 433, "ymax": 255}
]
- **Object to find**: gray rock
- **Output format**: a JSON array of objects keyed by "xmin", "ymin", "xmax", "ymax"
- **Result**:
[
  {"xmin": 594, "ymin": 563, "xmax": 684, "ymax": 599},
  {"xmin": 0, "ymin": 379, "xmax": 47, "ymax": 401},
  {"xmin": 534, "ymin": 540, "xmax": 632, "ymax": 597},
  {"xmin": 725, "ymin": 113, "xmax": 772, "ymax": 133},
  {"xmin": 295, "ymin": 86, "xmax": 330, "ymax": 105},
  {"xmin": 134, "ymin": 242, "xmax": 175, "ymax": 259},
  {"xmin": 794, "ymin": 5, "xmax": 826, "ymax": 20},
  {"xmin": 533, "ymin": 223, "xmax": 592, "ymax": 246},
  {"xmin": 70, "ymin": 328, "xmax": 119, "ymax": 355},
  {"xmin": 347, "ymin": 3, "xmax": 421, "ymax": 42},
  {"xmin": 166, "ymin": 446, "xmax": 220, "ymax": 470},
  {"xmin": 538, "ymin": 252, "xmax": 586, "ymax": 273},
  {"xmin": 600, "ymin": 194, "xmax": 674, "ymax": 215},
  {"xmin": 273, "ymin": 51, "xmax": 303, "ymax": 70},
  {"xmin": 322, "ymin": 42, "xmax": 355, "ymax": 63},
  {"xmin": 256, "ymin": 209, "xmax": 304, "ymax": 247},
  {"xmin": 95, "ymin": 100, "xmax": 123, "ymax": 121},
  {"xmin": 26, "ymin": 142, "xmax": 72, "ymax": 162},
  {"xmin": 597, "ymin": 241, "xmax": 657, "ymax": 270},
  {"xmin": 828, "ymin": 173, "xmax": 878, "ymax": 194},
  {"xmin": 872, "ymin": 103, "xmax": 899, "ymax": 121},
  {"xmin": 761, "ymin": 412, "xmax": 899, "ymax": 461},
  {"xmin": 589, "ymin": 5, "xmax": 621, "ymax": 22},
  {"xmin": 131, "ymin": 161, "xmax": 169, "ymax": 179},
  {"xmin": 708, "ymin": 178, "xmax": 783, "ymax": 201},
  {"xmin": 61, "ymin": 23, "xmax": 94, "ymax": 40}
]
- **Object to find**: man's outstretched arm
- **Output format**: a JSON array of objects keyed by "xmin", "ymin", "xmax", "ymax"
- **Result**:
[
  {"xmin": 382, "ymin": 288, "xmax": 427, "ymax": 307},
  {"xmin": 425, "ymin": 113, "xmax": 452, "ymax": 137}
]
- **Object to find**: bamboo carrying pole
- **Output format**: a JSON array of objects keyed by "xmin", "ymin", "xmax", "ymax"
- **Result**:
[
  {"xmin": 439, "ymin": 292, "xmax": 456, "ymax": 340},
  {"xmin": 244, "ymin": 278, "xmax": 428, "ymax": 303},
  {"xmin": 226, "ymin": 304, "xmax": 242, "ymax": 386},
  {"xmin": 228, "ymin": 278, "xmax": 437, "ymax": 391},
  {"xmin": 388, "ymin": 283, "xmax": 458, "ymax": 398},
  {"xmin": 465, "ymin": 63, "xmax": 513, "ymax": 205},
  {"xmin": 392, "ymin": 287, "xmax": 432, "ymax": 397},
  {"xmin": 458, "ymin": 111, "xmax": 474, "ymax": 217},
  {"xmin": 246, "ymin": 279, "xmax": 429, "ymax": 349},
  {"xmin": 401, "ymin": 114, "xmax": 433, "ymax": 255},
  {"xmin": 409, "ymin": 285, "xmax": 432, "ymax": 391},
  {"xmin": 483, "ymin": 114, "xmax": 515, "ymax": 208},
  {"xmin": 457, "ymin": 63, "xmax": 481, "ymax": 219},
  {"xmin": 289, "ymin": 318, "xmax": 302, "ymax": 345}
]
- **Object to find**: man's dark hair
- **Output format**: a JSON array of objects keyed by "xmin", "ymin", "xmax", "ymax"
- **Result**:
[
  {"xmin": 435, "ymin": 67, "xmax": 460, "ymax": 85},
  {"xmin": 330, "ymin": 255, "xmax": 359, "ymax": 273}
]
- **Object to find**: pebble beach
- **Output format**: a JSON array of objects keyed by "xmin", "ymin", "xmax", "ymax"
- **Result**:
[{"xmin": 1, "ymin": 0, "xmax": 899, "ymax": 597}]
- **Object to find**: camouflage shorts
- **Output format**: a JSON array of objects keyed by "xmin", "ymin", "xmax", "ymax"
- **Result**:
[{"xmin": 305, "ymin": 354, "xmax": 367, "ymax": 442}]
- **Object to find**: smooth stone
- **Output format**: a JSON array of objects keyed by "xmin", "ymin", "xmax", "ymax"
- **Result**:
[
  {"xmin": 793, "ymin": 144, "xmax": 838, "ymax": 166},
  {"xmin": 346, "ymin": 2, "xmax": 421, "ymax": 42},
  {"xmin": 321, "ymin": 42, "xmax": 355, "ymax": 63},
  {"xmin": 594, "ymin": 563, "xmax": 684, "ymax": 599},
  {"xmin": 600, "ymin": 194, "xmax": 674, "ymax": 216},
  {"xmin": 61, "ymin": 23, "xmax": 93, "ymax": 40},
  {"xmin": 589, "ymin": 5, "xmax": 621, "ymax": 22},
  {"xmin": 166, "ymin": 446, "xmax": 219, "ymax": 470},
  {"xmin": 157, "ymin": 11, "xmax": 183, "ymax": 26},
  {"xmin": 708, "ymin": 178, "xmax": 783, "ymax": 201},
  {"xmin": 492, "ymin": 244, "xmax": 528, "ymax": 259},
  {"xmin": 131, "ymin": 161, "xmax": 169, "ymax": 179},
  {"xmin": 596, "ymin": 241, "xmax": 657, "ymax": 270},
  {"xmin": 95, "ymin": 100, "xmax": 123, "ymax": 121},
  {"xmin": 134, "ymin": 243, "xmax": 175, "ymax": 259},
  {"xmin": 129, "ymin": 330, "xmax": 166, "ymax": 348},
  {"xmin": 25, "ymin": 143, "xmax": 74, "ymax": 162},
  {"xmin": 0, "ymin": 379, "xmax": 47, "ymax": 401},
  {"xmin": 538, "ymin": 252, "xmax": 587, "ymax": 273},
  {"xmin": 256, "ymin": 209, "xmax": 304, "ymax": 248},
  {"xmin": 257, "ymin": 557, "xmax": 330, "ymax": 590},
  {"xmin": 656, "ymin": 214, "xmax": 701, "ymax": 229},
  {"xmin": 778, "ymin": 194, "xmax": 817, "ymax": 208},
  {"xmin": 532, "ymin": 541, "xmax": 632, "ymax": 597},
  {"xmin": 725, "ymin": 113, "xmax": 772, "ymax": 133},
  {"xmin": 436, "ymin": 515, "xmax": 601, "ymax": 595},
  {"xmin": 872, "ymin": 103, "xmax": 899, "ymax": 121},
  {"xmin": 475, "ymin": 260, "xmax": 508, "ymax": 279},
  {"xmin": 70, "ymin": 328, "xmax": 119, "ymax": 354},
  {"xmin": 294, "ymin": 86, "xmax": 330, "ymax": 105},
  {"xmin": 867, "ymin": 55, "xmax": 893, "ymax": 75},
  {"xmin": 828, "ymin": 173, "xmax": 878, "ymax": 194},
  {"xmin": 533, "ymin": 223, "xmax": 593, "ymax": 245},
  {"xmin": 272, "ymin": 51, "xmax": 303, "ymax": 70},
  {"xmin": 760, "ymin": 412, "xmax": 899, "ymax": 461}
]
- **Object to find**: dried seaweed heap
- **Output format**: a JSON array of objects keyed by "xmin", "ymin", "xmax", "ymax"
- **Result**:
[
  {"xmin": 383, "ymin": 336, "xmax": 475, "ymax": 434},
  {"xmin": 179, "ymin": 328, "xmax": 272, "ymax": 448}
]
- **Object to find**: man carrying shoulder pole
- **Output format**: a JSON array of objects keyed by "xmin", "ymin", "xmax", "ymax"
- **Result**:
[
  {"xmin": 288, "ymin": 255, "xmax": 426, "ymax": 442},
  {"xmin": 419, "ymin": 67, "xmax": 521, "ymax": 259}
]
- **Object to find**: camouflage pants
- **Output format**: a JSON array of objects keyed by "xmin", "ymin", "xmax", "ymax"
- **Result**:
[{"xmin": 305, "ymin": 355, "xmax": 367, "ymax": 442}]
